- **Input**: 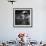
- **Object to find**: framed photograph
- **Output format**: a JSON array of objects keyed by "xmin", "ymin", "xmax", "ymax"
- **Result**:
[{"xmin": 13, "ymin": 8, "xmax": 33, "ymax": 28}]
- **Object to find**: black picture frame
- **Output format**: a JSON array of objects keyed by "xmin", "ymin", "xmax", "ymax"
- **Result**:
[{"xmin": 13, "ymin": 8, "xmax": 33, "ymax": 28}]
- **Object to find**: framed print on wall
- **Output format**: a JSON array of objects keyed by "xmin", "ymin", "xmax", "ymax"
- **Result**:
[{"xmin": 13, "ymin": 8, "xmax": 33, "ymax": 28}]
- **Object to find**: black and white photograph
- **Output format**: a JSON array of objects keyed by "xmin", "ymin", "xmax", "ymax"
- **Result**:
[{"xmin": 13, "ymin": 8, "xmax": 32, "ymax": 27}]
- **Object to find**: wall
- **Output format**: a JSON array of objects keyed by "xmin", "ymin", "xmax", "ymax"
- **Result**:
[{"xmin": 0, "ymin": 0, "xmax": 46, "ymax": 42}]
